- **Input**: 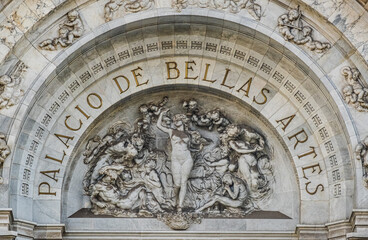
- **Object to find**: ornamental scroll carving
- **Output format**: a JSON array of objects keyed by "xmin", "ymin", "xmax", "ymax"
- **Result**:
[
  {"xmin": 104, "ymin": 0, "xmax": 155, "ymax": 22},
  {"xmin": 172, "ymin": 0, "xmax": 262, "ymax": 20},
  {"xmin": 0, "ymin": 133, "xmax": 10, "ymax": 183},
  {"xmin": 0, "ymin": 60, "xmax": 27, "ymax": 111},
  {"xmin": 341, "ymin": 66, "xmax": 368, "ymax": 112},
  {"xmin": 278, "ymin": 6, "xmax": 330, "ymax": 53},
  {"xmin": 39, "ymin": 10, "xmax": 84, "ymax": 51},
  {"xmin": 83, "ymin": 97, "xmax": 274, "ymax": 229},
  {"xmin": 356, "ymin": 137, "xmax": 368, "ymax": 188}
]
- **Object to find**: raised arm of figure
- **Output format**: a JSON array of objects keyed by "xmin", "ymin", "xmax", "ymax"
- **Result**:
[{"xmin": 156, "ymin": 110, "xmax": 172, "ymax": 135}]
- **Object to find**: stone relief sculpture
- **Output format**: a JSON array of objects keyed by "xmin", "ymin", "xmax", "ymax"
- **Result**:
[
  {"xmin": 0, "ymin": 61, "xmax": 27, "ymax": 110},
  {"xmin": 172, "ymin": 0, "xmax": 262, "ymax": 20},
  {"xmin": 278, "ymin": 6, "xmax": 331, "ymax": 53},
  {"xmin": 0, "ymin": 133, "xmax": 11, "ymax": 183},
  {"xmin": 0, "ymin": 20, "xmax": 23, "ymax": 48},
  {"xmin": 83, "ymin": 97, "xmax": 274, "ymax": 229},
  {"xmin": 39, "ymin": 10, "xmax": 84, "ymax": 51},
  {"xmin": 341, "ymin": 66, "xmax": 368, "ymax": 112},
  {"xmin": 356, "ymin": 136, "xmax": 368, "ymax": 188},
  {"xmin": 104, "ymin": 0, "xmax": 155, "ymax": 22}
]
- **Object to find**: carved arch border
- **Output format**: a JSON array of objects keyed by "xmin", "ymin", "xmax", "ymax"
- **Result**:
[{"xmin": 6, "ymin": 13, "xmax": 357, "ymax": 228}]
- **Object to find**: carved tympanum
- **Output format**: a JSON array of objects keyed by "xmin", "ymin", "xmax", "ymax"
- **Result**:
[
  {"xmin": 104, "ymin": 0, "xmax": 155, "ymax": 22},
  {"xmin": 278, "ymin": 6, "xmax": 330, "ymax": 53},
  {"xmin": 341, "ymin": 66, "xmax": 368, "ymax": 112},
  {"xmin": 0, "ymin": 133, "xmax": 10, "ymax": 183},
  {"xmin": 39, "ymin": 10, "xmax": 84, "ymax": 51},
  {"xmin": 356, "ymin": 137, "xmax": 368, "ymax": 188},
  {"xmin": 0, "ymin": 61, "xmax": 27, "ymax": 110},
  {"xmin": 83, "ymin": 97, "xmax": 274, "ymax": 229},
  {"xmin": 172, "ymin": 0, "xmax": 262, "ymax": 20}
]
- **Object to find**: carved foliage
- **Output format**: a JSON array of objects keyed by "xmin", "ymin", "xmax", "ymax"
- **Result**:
[
  {"xmin": 356, "ymin": 136, "xmax": 368, "ymax": 188},
  {"xmin": 278, "ymin": 6, "xmax": 331, "ymax": 53},
  {"xmin": 341, "ymin": 66, "xmax": 368, "ymax": 112},
  {"xmin": 172, "ymin": 0, "xmax": 262, "ymax": 20},
  {"xmin": 39, "ymin": 10, "xmax": 84, "ymax": 51},
  {"xmin": 83, "ymin": 97, "xmax": 274, "ymax": 229},
  {"xmin": 0, "ymin": 61, "xmax": 27, "ymax": 110},
  {"xmin": 104, "ymin": 0, "xmax": 155, "ymax": 22}
]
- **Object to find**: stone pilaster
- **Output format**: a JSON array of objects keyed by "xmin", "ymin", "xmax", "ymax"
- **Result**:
[
  {"xmin": 346, "ymin": 210, "xmax": 368, "ymax": 239},
  {"xmin": 326, "ymin": 220, "xmax": 352, "ymax": 240},
  {"xmin": 0, "ymin": 209, "xmax": 17, "ymax": 240}
]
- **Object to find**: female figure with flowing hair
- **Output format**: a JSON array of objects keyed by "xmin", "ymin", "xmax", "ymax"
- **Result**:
[{"xmin": 157, "ymin": 109, "xmax": 193, "ymax": 212}]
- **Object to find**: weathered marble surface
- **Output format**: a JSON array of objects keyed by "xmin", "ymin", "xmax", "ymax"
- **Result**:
[{"xmin": 0, "ymin": 0, "xmax": 367, "ymax": 239}]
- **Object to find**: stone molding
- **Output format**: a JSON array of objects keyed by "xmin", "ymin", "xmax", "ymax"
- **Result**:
[{"xmin": 2, "ymin": 208, "xmax": 368, "ymax": 239}]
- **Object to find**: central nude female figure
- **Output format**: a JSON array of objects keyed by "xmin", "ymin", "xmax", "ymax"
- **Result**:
[{"xmin": 157, "ymin": 109, "xmax": 193, "ymax": 212}]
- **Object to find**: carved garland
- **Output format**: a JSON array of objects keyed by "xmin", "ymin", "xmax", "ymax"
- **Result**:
[{"xmin": 277, "ymin": 6, "xmax": 331, "ymax": 53}]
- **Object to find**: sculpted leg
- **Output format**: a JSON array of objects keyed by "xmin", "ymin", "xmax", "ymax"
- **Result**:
[
  {"xmin": 196, "ymin": 195, "xmax": 220, "ymax": 212},
  {"xmin": 178, "ymin": 160, "xmax": 193, "ymax": 210},
  {"xmin": 171, "ymin": 161, "xmax": 181, "ymax": 208}
]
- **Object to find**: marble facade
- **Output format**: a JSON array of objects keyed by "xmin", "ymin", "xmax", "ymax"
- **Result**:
[{"xmin": 0, "ymin": 0, "xmax": 367, "ymax": 239}]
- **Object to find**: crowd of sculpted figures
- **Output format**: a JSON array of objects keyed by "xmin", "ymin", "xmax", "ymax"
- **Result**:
[
  {"xmin": 83, "ymin": 97, "xmax": 274, "ymax": 227},
  {"xmin": 278, "ymin": 6, "xmax": 330, "ymax": 53}
]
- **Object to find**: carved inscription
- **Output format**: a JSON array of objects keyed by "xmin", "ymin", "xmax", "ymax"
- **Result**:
[
  {"xmin": 37, "ymin": 59, "xmax": 326, "ymax": 202},
  {"xmin": 275, "ymin": 114, "xmax": 324, "ymax": 195}
]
